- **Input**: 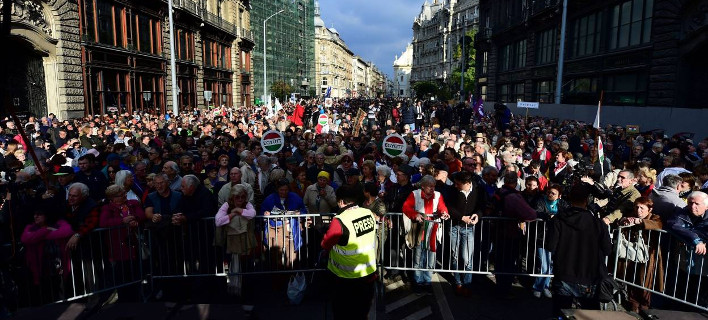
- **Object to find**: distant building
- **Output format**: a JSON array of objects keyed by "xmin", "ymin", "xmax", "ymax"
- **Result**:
[
  {"xmin": 2, "ymin": 0, "xmax": 255, "ymax": 118},
  {"xmin": 475, "ymin": 0, "xmax": 708, "ymax": 108},
  {"xmin": 251, "ymin": 0, "xmax": 315, "ymax": 100},
  {"xmin": 393, "ymin": 44, "xmax": 413, "ymax": 98},
  {"xmin": 314, "ymin": 1, "xmax": 353, "ymax": 98},
  {"xmin": 411, "ymin": 0, "xmax": 479, "ymax": 87}
]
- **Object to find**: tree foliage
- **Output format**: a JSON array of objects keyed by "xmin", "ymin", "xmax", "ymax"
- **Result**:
[
  {"xmin": 449, "ymin": 29, "xmax": 477, "ymax": 98},
  {"xmin": 412, "ymin": 81, "xmax": 439, "ymax": 100},
  {"xmin": 270, "ymin": 80, "xmax": 292, "ymax": 101}
]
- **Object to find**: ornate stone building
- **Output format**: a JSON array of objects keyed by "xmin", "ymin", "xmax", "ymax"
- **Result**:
[
  {"xmin": 410, "ymin": 0, "xmax": 479, "ymax": 87},
  {"xmin": 475, "ymin": 0, "xmax": 708, "ymax": 108},
  {"xmin": 393, "ymin": 44, "xmax": 413, "ymax": 97},
  {"xmin": 314, "ymin": 1, "xmax": 353, "ymax": 99},
  {"xmin": 0, "ymin": 0, "xmax": 255, "ymax": 118}
]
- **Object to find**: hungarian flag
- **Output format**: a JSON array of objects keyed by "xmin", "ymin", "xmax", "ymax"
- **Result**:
[
  {"xmin": 419, "ymin": 220, "xmax": 439, "ymax": 252},
  {"xmin": 598, "ymin": 137, "xmax": 605, "ymax": 176}
]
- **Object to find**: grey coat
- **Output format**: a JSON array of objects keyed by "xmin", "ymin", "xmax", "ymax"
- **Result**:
[{"xmin": 650, "ymin": 186, "xmax": 686, "ymax": 221}]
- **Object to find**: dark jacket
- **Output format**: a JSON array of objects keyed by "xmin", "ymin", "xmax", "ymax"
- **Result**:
[
  {"xmin": 667, "ymin": 207, "xmax": 708, "ymax": 247},
  {"xmin": 549, "ymin": 206, "xmax": 611, "ymax": 286},
  {"xmin": 386, "ymin": 183, "xmax": 414, "ymax": 213},
  {"xmin": 74, "ymin": 170, "xmax": 109, "ymax": 201},
  {"xmin": 402, "ymin": 105, "xmax": 415, "ymax": 124},
  {"xmin": 445, "ymin": 181, "xmax": 486, "ymax": 226},
  {"xmin": 179, "ymin": 185, "xmax": 218, "ymax": 222}
]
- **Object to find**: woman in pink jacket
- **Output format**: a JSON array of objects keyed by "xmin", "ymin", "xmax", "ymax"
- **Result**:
[
  {"xmin": 215, "ymin": 184, "xmax": 256, "ymax": 296},
  {"xmin": 21, "ymin": 207, "xmax": 74, "ymax": 303},
  {"xmin": 99, "ymin": 184, "xmax": 146, "ymax": 302}
]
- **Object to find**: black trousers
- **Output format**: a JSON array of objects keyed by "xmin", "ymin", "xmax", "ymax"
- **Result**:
[{"xmin": 326, "ymin": 271, "xmax": 375, "ymax": 320}]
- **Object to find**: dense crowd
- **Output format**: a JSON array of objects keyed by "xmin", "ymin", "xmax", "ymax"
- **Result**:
[{"xmin": 1, "ymin": 97, "xmax": 708, "ymax": 316}]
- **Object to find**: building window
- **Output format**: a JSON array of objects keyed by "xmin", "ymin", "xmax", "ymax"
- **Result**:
[
  {"xmin": 499, "ymin": 40, "xmax": 526, "ymax": 71},
  {"xmin": 536, "ymin": 28, "xmax": 557, "ymax": 65},
  {"xmin": 203, "ymin": 39, "xmax": 232, "ymax": 70},
  {"xmin": 609, "ymin": 0, "xmax": 653, "ymax": 50},
  {"xmin": 499, "ymin": 83, "xmax": 524, "ymax": 102},
  {"xmin": 534, "ymin": 80, "xmax": 555, "ymax": 103},
  {"xmin": 514, "ymin": 83, "xmax": 525, "ymax": 102},
  {"xmin": 88, "ymin": 0, "xmax": 125, "ymax": 47},
  {"xmin": 481, "ymin": 51, "xmax": 488, "ymax": 75},
  {"xmin": 91, "ymin": 69, "xmax": 131, "ymax": 115},
  {"xmin": 322, "ymin": 77, "xmax": 327, "ymax": 86},
  {"xmin": 605, "ymin": 73, "xmax": 647, "ymax": 106},
  {"xmin": 177, "ymin": 29, "xmax": 195, "ymax": 61},
  {"xmin": 480, "ymin": 85, "xmax": 487, "ymax": 101},
  {"xmin": 135, "ymin": 73, "xmax": 164, "ymax": 113},
  {"xmin": 135, "ymin": 13, "xmax": 162, "ymax": 55},
  {"xmin": 564, "ymin": 77, "xmax": 599, "ymax": 104},
  {"xmin": 571, "ymin": 12, "xmax": 602, "ymax": 57}
]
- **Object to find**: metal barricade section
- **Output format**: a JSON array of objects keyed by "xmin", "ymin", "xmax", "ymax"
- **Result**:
[
  {"xmin": 612, "ymin": 226, "xmax": 708, "ymax": 312},
  {"xmin": 7, "ymin": 224, "xmax": 146, "ymax": 309},
  {"xmin": 7, "ymin": 211, "xmax": 708, "ymax": 314},
  {"xmin": 377, "ymin": 213, "xmax": 553, "ymax": 278}
]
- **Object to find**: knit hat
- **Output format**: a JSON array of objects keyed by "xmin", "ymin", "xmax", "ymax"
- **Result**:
[{"xmin": 317, "ymin": 171, "xmax": 330, "ymax": 180}]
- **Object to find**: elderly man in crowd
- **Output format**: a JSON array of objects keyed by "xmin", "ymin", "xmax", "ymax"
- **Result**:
[{"xmin": 162, "ymin": 161, "xmax": 182, "ymax": 192}]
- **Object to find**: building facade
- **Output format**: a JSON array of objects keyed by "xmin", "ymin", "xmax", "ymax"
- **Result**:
[
  {"xmin": 476, "ymin": 0, "xmax": 708, "ymax": 108},
  {"xmin": 314, "ymin": 1, "xmax": 353, "ymax": 99},
  {"xmin": 393, "ymin": 44, "xmax": 413, "ymax": 97},
  {"xmin": 251, "ymin": 0, "xmax": 315, "ymax": 102},
  {"xmin": 410, "ymin": 0, "xmax": 479, "ymax": 87},
  {"xmin": 1, "ymin": 0, "xmax": 255, "ymax": 119}
]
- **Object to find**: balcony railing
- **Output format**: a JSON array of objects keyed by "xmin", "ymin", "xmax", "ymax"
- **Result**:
[
  {"xmin": 163, "ymin": 0, "xmax": 238, "ymax": 37},
  {"xmin": 240, "ymin": 28, "xmax": 254, "ymax": 43}
]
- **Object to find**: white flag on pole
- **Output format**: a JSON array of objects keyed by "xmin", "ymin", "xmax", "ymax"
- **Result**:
[{"xmin": 593, "ymin": 100, "xmax": 601, "ymax": 129}]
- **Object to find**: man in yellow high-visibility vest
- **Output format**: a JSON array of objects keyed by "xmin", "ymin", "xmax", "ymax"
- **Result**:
[{"xmin": 321, "ymin": 183, "xmax": 378, "ymax": 319}]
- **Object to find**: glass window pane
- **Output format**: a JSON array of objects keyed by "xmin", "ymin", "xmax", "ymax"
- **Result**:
[
  {"xmin": 97, "ymin": 1, "xmax": 114, "ymax": 45},
  {"xmin": 630, "ymin": 21, "xmax": 642, "ymax": 45},
  {"xmin": 632, "ymin": 0, "xmax": 644, "ymax": 22}
]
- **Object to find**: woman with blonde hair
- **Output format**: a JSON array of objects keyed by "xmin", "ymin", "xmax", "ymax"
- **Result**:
[
  {"xmin": 635, "ymin": 167, "xmax": 657, "ymax": 197},
  {"xmin": 215, "ymin": 184, "xmax": 256, "ymax": 296}
]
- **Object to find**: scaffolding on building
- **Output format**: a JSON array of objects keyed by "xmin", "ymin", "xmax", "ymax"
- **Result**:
[{"xmin": 251, "ymin": 0, "xmax": 315, "ymax": 103}]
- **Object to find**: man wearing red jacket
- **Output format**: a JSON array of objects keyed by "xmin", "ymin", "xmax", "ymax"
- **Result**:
[{"xmin": 402, "ymin": 175, "xmax": 450, "ymax": 289}]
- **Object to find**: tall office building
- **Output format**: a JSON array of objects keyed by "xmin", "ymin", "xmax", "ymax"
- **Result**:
[{"xmin": 251, "ymin": 0, "xmax": 315, "ymax": 102}]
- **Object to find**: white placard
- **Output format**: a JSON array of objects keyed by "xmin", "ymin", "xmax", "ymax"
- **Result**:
[{"xmin": 517, "ymin": 101, "xmax": 539, "ymax": 109}]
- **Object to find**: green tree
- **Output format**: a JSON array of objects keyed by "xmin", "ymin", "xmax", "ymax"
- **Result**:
[
  {"xmin": 450, "ymin": 29, "xmax": 477, "ymax": 99},
  {"xmin": 412, "ymin": 81, "xmax": 439, "ymax": 100},
  {"xmin": 270, "ymin": 80, "xmax": 292, "ymax": 101}
]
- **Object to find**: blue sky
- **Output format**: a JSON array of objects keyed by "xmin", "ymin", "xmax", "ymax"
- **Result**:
[{"xmin": 317, "ymin": 0, "xmax": 422, "ymax": 79}]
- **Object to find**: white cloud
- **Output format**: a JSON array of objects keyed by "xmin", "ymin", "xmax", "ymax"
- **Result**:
[{"xmin": 318, "ymin": 0, "xmax": 422, "ymax": 78}]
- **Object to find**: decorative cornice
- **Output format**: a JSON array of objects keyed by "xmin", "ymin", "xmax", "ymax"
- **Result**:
[{"xmin": 0, "ymin": 0, "xmax": 53, "ymax": 37}]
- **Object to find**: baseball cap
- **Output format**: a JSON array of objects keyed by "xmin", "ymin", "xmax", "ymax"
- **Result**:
[{"xmin": 53, "ymin": 166, "xmax": 74, "ymax": 176}]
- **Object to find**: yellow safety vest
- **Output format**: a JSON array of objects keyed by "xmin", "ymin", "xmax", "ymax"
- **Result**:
[{"xmin": 328, "ymin": 207, "xmax": 378, "ymax": 279}]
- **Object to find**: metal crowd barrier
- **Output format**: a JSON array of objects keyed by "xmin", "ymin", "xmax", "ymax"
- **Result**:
[
  {"xmin": 378, "ymin": 213, "xmax": 553, "ymax": 278},
  {"xmin": 6, "ymin": 224, "xmax": 147, "ymax": 309},
  {"xmin": 612, "ymin": 226, "xmax": 708, "ymax": 312},
  {"xmin": 9, "ymin": 211, "xmax": 708, "ymax": 314}
]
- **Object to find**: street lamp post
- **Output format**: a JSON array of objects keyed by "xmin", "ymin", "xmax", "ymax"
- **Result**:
[{"xmin": 263, "ymin": 9, "xmax": 285, "ymax": 108}]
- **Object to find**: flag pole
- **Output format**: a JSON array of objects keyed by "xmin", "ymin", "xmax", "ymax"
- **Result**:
[{"xmin": 595, "ymin": 90, "xmax": 604, "ymax": 176}]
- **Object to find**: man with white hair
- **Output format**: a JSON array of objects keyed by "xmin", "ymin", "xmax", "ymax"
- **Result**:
[
  {"xmin": 162, "ymin": 161, "xmax": 182, "ymax": 192},
  {"xmin": 668, "ymin": 191, "xmax": 708, "ymax": 255}
]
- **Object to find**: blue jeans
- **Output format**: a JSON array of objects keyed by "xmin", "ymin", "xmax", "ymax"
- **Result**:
[
  {"xmin": 413, "ymin": 245, "xmax": 436, "ymax": 284},
  {"xmin": 450, "ymin": 225, "xmax": 475, "ymax": 286},
  {"xmin": 533, "ymin": 248, "xmax": 553, "ymax": 292}
]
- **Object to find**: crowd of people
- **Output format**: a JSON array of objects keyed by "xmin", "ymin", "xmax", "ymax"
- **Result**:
[{"xmin": 1, "ymin": 96, "xmax": 708, "ymax": 317}]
